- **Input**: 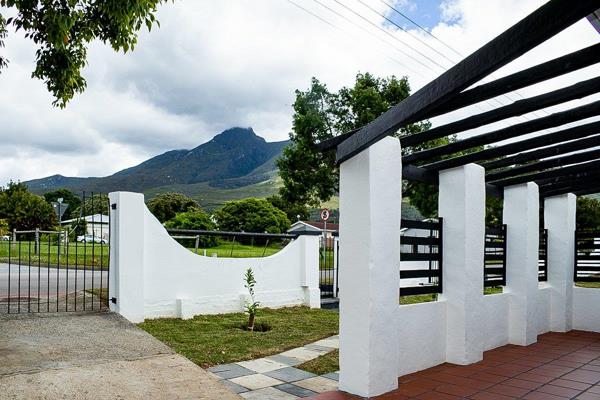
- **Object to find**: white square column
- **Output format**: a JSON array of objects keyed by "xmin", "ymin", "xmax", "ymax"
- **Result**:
[
  {"xmin": 338, "ymin": 137, "xmax": 401, "ymax": 398},
  {"xmin": 438, "ymin": 164, "xmax": 486, "ymax": 364},
  {"xmin": 544, "ymin": 194, "xmax": 576, "ymax": 332},
  {"xmin": 503, "ymin": 183, "xmax": 540, "ymax": 346}
]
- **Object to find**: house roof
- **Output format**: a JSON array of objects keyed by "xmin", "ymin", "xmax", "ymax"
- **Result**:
[
  {"xmin": 288, "ymin": 220, "xmax": 339, "ymax": 233},
  {"xmin": 62, "ymin": 214, "xmax": 109, "ymax": 224}
]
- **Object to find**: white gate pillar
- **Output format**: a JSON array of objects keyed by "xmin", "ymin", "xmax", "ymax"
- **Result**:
[
  {"xmin": 338, "ymin": 136, "xmax": 401, "ymax": 397},
  {"xmin": 438, "ymin": 164, "xmax": 486, "ymax": 364},
  {"xmin": 544, "ymin": 193, "xmax": 576, "ymax": 332},
  {"xmin": 108, "ymin": 191, "xmax": 146, "ymax": 323},
  {"xmin": 503, "ymin": 183, "xmax": 539, "ymax": 346}
]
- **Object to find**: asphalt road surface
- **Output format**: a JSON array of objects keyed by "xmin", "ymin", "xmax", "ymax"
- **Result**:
[{"xmin": 0, "ymin": 263, "xmax": 105, "ymax": 299}]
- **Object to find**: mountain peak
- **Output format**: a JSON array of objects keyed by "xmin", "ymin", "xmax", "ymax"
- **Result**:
[{"xmin": 210, "ymin": 127, "xmax": 264, "ymax": 147}]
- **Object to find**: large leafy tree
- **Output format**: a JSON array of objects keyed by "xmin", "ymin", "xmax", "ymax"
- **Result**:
[
  {"xmin": 147, "ymin": 192, "xmax": 202, "ymax": 223},
  {"xmin": 277, "ymin": 73, "xmax": 430, "ymax": 210},
  {"xmin": 577, "ymin": 196, "xmax": 600, "ymax": 231},
  {"xmin": 72, "ymin": 193, "xmax": 109, "ymax": 216},
  {"xmin": 214, "ymin": 198, "xmax": 290, "ymax": 234},
  {"xmin": 164, "ymin": 210, "xmax": 217, "ymax": 247},
  {"xmin": 266, "ymin": 195, "xmax": 309, "ymax": 223},
  {"xmin": 0, "ymin": 181, "xmax": 57, "ymax": 231},
  {"xmin": 43, "ymin": 188, "xmax": 81, "ymax": 220},
  {"xmin": 0, "ymin": 0, "xmax": 168, "ymax": 107}
]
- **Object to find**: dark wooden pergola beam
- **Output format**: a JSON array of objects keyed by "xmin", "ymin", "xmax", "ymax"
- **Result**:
[
  {"xmin": 333, "ymin": 0, "xmax": 600, "ymax": 163},
  {"xmin": 401, "ymin": 76, "xmax": 600, "ymax": 147},
  {"xmin": 490, "ymin": 159, "xmax": 600, "ymax": 188},
  {"xmin": 536, "ymin": 170, "xmax": 600, "ymax": 188},
  {"xmin": 541, "ymin": 181, "xmax": 600, "ymax": 197},
  {"xmin": 424, "ymin": 43, "xmax": 600, "ymax": 120},
  {"xmin": 404, "ymin": 100, "xmax": 600, "ymax": 165},
  {"xmin": 422, "ymin": 121, "xmax": 600, "ymax": 171},
  {"xmin": 486, "ymin": 148, "xmax": 600, "ymax": 181}
]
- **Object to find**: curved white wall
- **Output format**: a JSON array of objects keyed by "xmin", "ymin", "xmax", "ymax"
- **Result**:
[{"xmin": 108, "ymin": 192, "xmax": 320, "ymax": 323}]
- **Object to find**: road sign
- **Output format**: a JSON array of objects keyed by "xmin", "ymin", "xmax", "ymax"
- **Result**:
[
  {"xmin": 51, "ymin": 202, "xmax": 69, "ymax": 220},
  {"xmin": 320, "ymin": 208, "xmax": 330, "ymax": 221}
]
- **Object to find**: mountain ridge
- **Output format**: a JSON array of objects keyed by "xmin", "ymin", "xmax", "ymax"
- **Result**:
[{"xmin": 26, "ymin": 127, "xmax": 289, "ymax": 206}]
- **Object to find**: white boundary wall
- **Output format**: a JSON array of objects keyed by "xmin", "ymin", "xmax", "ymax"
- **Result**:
[{"xmin": 108, "ymin": 192, "xmax": 320, "ymax": 323}]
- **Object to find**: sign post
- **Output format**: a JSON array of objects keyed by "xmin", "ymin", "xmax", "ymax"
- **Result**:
[{"xmin": 320, "ymin": 208, "xmax": 330, "ymax": 257}]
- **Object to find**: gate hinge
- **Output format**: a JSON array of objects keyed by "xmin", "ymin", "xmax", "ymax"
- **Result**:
[
  {"xmin": 110, "ymin": 297, "xmax": 117, "ymax": 304},
  {"xmin": 111, "ymin": 203, "xmax": 117, "ymax": 210}
]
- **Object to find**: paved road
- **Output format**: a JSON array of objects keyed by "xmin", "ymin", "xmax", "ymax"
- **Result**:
[{"xmin": 0, "ymin": 264, "xmax": 105, "ymax": 299}]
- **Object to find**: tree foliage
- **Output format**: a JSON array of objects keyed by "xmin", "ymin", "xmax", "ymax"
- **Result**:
[
  {"xmin": 147, "ymin": 192, "xmax": 202, "ymax": 223},
  {"xmin": 214, "ymin": 198, "xmax": 290, "ymax": 234},
  {"xmin": 72, "ymin": 193, "xmax": 109, "ymax": 217},
  {"xmin": 0, "ymin": 181, "xmax": 57, "ymax": 231},
  {"xmin": 577, "ymin": 196, "xmax": 600, "ymax": 231},
  {"xmin": 266, "ymin": 195, "xmax": 309, "ymax": 223},
  {"xmin": 277, "ymin": 73, "xmax": 430, "ymax": 210},
  {"xmin": 0, "ymin": 0, "xmax": 168, "ymax": 107},
  {"xmin": 164, "ymin": 210, "xmax": 217, "ymax": 247},
  {"xmin": 43, "ymin": 188, "xmax": 81, "ymax": 220}
]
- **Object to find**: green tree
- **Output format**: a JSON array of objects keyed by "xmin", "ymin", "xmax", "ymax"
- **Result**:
[
  {"xmin": 214, "ymin": 198, "xmax": 290, "ymax": 234},
  {"xmin": 164, "ymin": 210, "xmax": 217, "ymax": 247},
  {"xmin": 0, "ymin": 0, "xmax": 169, "ymax": 107},
  {"xmin": 277, "ymin": 73, "xmax": 430, "ymax": 210},
  {"xmin": 266, "ymin": 195, "xmax": 309, "ymax": 223},
  {"xmin": 72, "ymin": 193, "xmax": 109, "ymax": 217},
  {"xmin": 0, "ymin": 181, "xmax": 57, "ymax": 231},
  {"xmin": 43, "ymin": 188, "xmax": 81, "ymax": 220},
  {"xmin": 147, "ymin": 193, "xmax": 202, "ymax": 223},
  {"xmin": 577, "ymin": 197, "xmax": 600, "ymax": 231}
]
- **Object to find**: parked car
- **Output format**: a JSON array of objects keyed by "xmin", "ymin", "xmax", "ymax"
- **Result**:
[
  {"xmin": 76, "ymin": 234, "xmax": 108, "ymax": 244},
  {"xmin": 1, "ymin": 235, "xmax": 10, "ymax": 241}
]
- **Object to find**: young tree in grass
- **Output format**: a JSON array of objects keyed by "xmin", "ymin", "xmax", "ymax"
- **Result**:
[
  {"xmin": 147, "ymin": 193, "xmax": 202, "ymax": 223},
  {"xmin": 0, "ymin": 0, "xmax": 171, "ymax": 107},
  {"xmin": 243, "ymin": 268, "xmax": 260, "ymax": 332}
]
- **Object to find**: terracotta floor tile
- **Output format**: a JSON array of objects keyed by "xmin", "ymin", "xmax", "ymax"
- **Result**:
[
  {"xmin": 469, "ymin": 391, "xmax": 518, "ymax": 400},
  {"xmin": 535, "ymin": 383, "xmax": 584, "ymax": 398},
  {"xmin": 550, "ymin": 378, "xmax": 592, "ymax": 391},
  {"xmin": 562, "ymin": 370, "xmax": 600, "ymax": 384},
  {"xmin": 434, "ymin": 383, "xmax": 479, "ymax": 397},
  {"xmin": 485, "ymin": 383, "xmax": 530, "ymax": 397},
  {"xmin": 522, "ymin": 391, "xmax": 569, "ymax": 400}
]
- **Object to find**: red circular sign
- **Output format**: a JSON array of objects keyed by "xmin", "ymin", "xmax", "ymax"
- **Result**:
[{"xmin": 320, "ymin": 208, "xmax": 330, "ymax": 221}]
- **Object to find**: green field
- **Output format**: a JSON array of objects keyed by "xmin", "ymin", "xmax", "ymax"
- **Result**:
[
  {"xmin": 177, "ymin": 240, "xmax": 285, "ymax": 258},
  {"xmin": 0, "ymin": 241, "xmax": 109, "ymax": 269}
]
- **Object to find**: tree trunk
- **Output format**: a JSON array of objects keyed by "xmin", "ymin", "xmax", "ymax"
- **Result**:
[{"xmin": 248, "ymin": 313, "xmax": 255, "ymax": 331}]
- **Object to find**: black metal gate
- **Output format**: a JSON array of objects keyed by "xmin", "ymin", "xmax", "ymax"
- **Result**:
[
  {"xmin": 484, "ymin": 225, "xmax": 507, "ymax": 287},
  {"xmin": 319, "ymin": 232, "xmax": 338, "ymax": 298},
  {"xmin": 575, "ymin": 230, "xmax": 600, "ymax": 283},
  {"xmin": 0, "ymin": 192, "xmax": 110, "ymax": 314}
]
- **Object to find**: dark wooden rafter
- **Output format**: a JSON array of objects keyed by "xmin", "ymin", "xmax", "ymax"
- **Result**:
[
  {"xmin": 401, "ymin": 76, "xmax": 600, "ymax": 148},
  {"xmin": 331, "ymin": 0, "xmax": 600, "ymax": 163},
  {"xmin": 490, "ymin": 159, "xmax": 600, "ymax": 188},
  {"xmin": 537, "ymin": 170, "xmax": 600, "ymax": 188},
  {"xmin": 404, "ymin": 100, "xmax": 600, "ymax": 165},
  {"xmin": 486, "ymin": 148, "xmax": 600, "ymax": 181},
  {"xmin": 422, "ymin": 121, "xmax": 600, "ymax": 171},
  {"xmin": 541, "ymin": 180, "xmax": 600, "ymax": 197}
]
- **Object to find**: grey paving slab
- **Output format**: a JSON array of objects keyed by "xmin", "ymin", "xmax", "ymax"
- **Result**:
[
  {"xmin": 213, "ymin": 364, "xmax": 255, "ymax": 379},
  {"xmin": 322, "ymin": 372, "xmax": 339, "ymax": 381},
  {"xmin": 265, "ymin": 367, "xmax": 316, "ymax": 383},
  {"xmin": 230, "ymin": 373, "xmax": 284, "ymax": 390},
  {"xmin": 304, "ymin": 344, "xmax": 335, "ymax": 352},
  {"xmin": 275, "ymin": 383, "xmax": 318, "ymax": 398},
  {"xmin": 266, "ymin": 354, "xmax": 304, "ymax": 367},
  {"xmin": 240, "ymin": 387, "xmax": 298, "ymax": 399},
  {"xmin": 221, "ymin": 379, "xmax": 250, "ymax": 394}
]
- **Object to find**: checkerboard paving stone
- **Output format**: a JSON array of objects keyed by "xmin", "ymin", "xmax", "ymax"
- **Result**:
[
  {"xmin": 230, "ymin": 373, "xmax": 285, "ymax": 390},
  {"xmin": 322, "ymin": 372, "xmax": 339, "ymax": 382},
  {"xmin": 312, "ymin": 337, "xmax": 339, "ymax": 349},
  {"xmin": 220, "ymin": 379, "xmax": 250, "ymax": 394},
  {"xmin": 305, "ymin": 344, "xmax": 336, "ymax": 353},
  {"xmin": 239, "ymin": 386, "xmax": 300, "ymax": 399},
  {"xmin": 265, "ymin": 367, "xmax": 317, "ymax": 383},
  {"xmin": 294, "ymin": 376, "xmax": 339, "ymax": 393},
  {"xmin": 209, "ymin": 363, "xmax": 255, "ymax": 379},
  {"xmin": 237, "ymin": 357, "xmax": 290, "ymax": 373},
  {"xmin": 279, "ymin": 347, "xmax": 325, "ymax": 362},
  {"xmin": 266, "ymin": 354, "xmax": 305, "ymax": 367},
  {"xmin": 275, "ymin": 383, "xmax": 319, "ymax": 397}
]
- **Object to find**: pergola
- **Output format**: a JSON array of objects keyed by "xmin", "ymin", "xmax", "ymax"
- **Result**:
[{"xmin": 320, "ymin": 0, "xmax": 600, "ymax": 200}]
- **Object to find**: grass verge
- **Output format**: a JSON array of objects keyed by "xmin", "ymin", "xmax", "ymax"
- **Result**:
[
  {"xmin": 138, "ymin": 306, "xmax": 338, "ymax": 368},
  {"xmin": 298, "ymin": 349, "xmax": 339, "ymax": 375},
  {"xmin": 575, "ymin": 281, "xmax": 600, "ymax": 288}
]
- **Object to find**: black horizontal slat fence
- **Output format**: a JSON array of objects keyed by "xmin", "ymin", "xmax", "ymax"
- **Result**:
[
  {"xmin": 400, "ymin": 218, "xmax": 443, "ymax": 296},
  {"xmin": 539, "ymin": 229, "xmax": 548, "ymax": 282},
  {"xmin": 575, "ymin": 230, "xmax": 600, "ymax": 282},
  {"xmin": 484, "ymin": 225, "xmax": 507, "ymax": 287}
]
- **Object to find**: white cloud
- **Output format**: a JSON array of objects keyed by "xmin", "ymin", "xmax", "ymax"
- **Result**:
[{"xmin": 0, "ymin": 0, "xmax": 598, "ymax": 184}]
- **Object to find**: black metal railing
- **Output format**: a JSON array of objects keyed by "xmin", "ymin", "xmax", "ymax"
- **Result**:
[
  {"xmin": 484, "ymin": 225, "xmax": 507, "ymax": 287},
  {"xmin": 320, "ymin": 232, "xmax": 338, "ymax": 299},
  {"xmin": 539, "ymin": 229, "xmax": 548, "ymax": 282},
  {"xmin": 575, "ymin": 230, "xmax": 600, "ymax": 282},
  {"xmin": 400, "ymin": 218, "xmax": 443, "ymax": 296},
  {"xmin": 166, "ymin": 229, "xmax": 299, "ymax": 258},
  {"xmin": 1, "ymin": 192, "xmax": 110, "ymax": 314}
]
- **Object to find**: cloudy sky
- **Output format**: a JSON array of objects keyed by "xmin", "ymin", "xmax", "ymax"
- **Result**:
[{"xmin": 0, "ymin": 0, "xmax": 598, "ymax": 185}]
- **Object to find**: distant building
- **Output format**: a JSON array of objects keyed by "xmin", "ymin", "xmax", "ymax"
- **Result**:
[
  {"xmin": 62, "ymin": 214, "xmax": 109, "ymax": 240},
  {"xmin": 288, "ymin": 221, "xmax": 339, "ymax": 248}
]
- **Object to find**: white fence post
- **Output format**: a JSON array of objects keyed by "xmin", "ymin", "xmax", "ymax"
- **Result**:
[
  {"xmin": 338, "ymin": 136, "xmax": 401, "ymax": 397},
  {"xmin": 299, "ymin": 233, "xmax": 321, "ymax": 308},
  {"xmin": 438, "ymin": 164, "xmax": 486, "ymax": 364},
  {"xmin": 544, "ymin": 193, "xmax": 576, "ymax": 332},
  {"xmin": 503, "ymin": 182, "xmax": 539, "ymax": 346},
  {"xmin": 108, "ymin": 192, "xmax": 146, "ymax": 323}
]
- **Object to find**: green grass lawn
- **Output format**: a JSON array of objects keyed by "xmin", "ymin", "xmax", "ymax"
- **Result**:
[
  {"xmin": 0, "ymin": 241, "xmax": 109, "ymax": 269},
  {"xmin": 575, "ymin": 281, "xmax": 600, "ymax": 288},
  {"xmin": 180, "ymin": 241, "xmax": 284, "ymax": 258},
  {"xmin": 138, "ymin": 306, "xmax": 339, "ymax": 368},
  {"xmin": 298, "ymin": 349, "xmax": 339, "ymax": 375}
]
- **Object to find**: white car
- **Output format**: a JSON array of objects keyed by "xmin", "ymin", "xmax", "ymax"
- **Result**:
[
  {"xmin": 77, "ymin": 235, "xmax": 108, "ymax": 244},
  {"xmin": 1, "ymin": 235, "xmax": 10, "ymax": 241}
]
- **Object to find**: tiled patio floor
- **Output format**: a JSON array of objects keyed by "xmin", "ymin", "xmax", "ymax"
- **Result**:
[{"xmin": 308, "ymin": 330, "xmax": 600, "ymax": 399}]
